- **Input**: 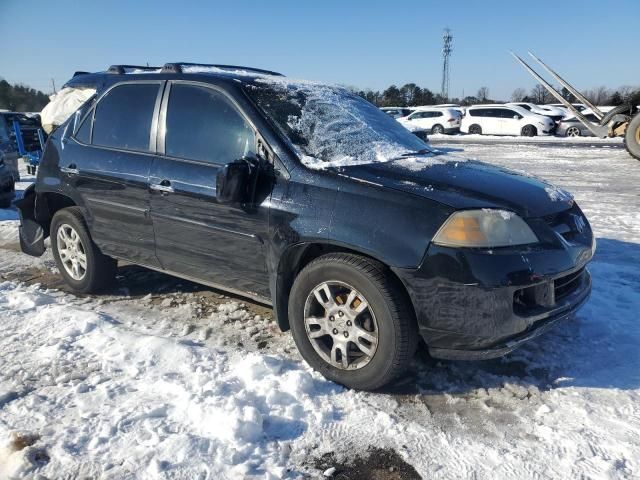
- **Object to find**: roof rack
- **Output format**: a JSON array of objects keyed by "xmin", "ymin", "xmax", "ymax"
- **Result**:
[
  {"xmin": 161, "ymin": 62, "xmax": 283, "ymax": 76},
  {"xmin": 107, "ymin": 65, "xmax": 161, "ymax": 74}
]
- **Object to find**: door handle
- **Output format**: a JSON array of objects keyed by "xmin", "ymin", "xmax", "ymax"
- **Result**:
[
  {"xmin": 61, "ymin": 164, "xmax": 79, "ymax": 175},
  {"xmin": 150, "ymin": 180, "xmax": 174, "ymax": 194}
]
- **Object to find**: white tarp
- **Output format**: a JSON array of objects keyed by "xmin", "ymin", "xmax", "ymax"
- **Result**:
[{"xmin": 40, "ymin": 87, "xmax": 96, "ymax": 134}]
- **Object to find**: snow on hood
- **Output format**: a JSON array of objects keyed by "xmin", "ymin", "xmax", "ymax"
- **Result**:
[{"xmin": 246, "ymin": 76, "xmax": 431, "ymax": 170}]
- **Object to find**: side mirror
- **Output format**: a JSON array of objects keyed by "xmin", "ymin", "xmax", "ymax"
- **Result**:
[
  {"xmin": 513, "ymin": 115, "xmax": 521, "ymax": 120},
  {"xmin": 216, "ymin": 159, "xmax": 251, "ymax": 204}
]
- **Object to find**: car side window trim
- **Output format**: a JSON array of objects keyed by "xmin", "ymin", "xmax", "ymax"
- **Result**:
[
  {"xmin": 73, "ymin": 80, "xmax": 165, "ymax": 154},
  {"xmin": 156, "ymin": 80, "xmax": 266, "ymax": 167}
]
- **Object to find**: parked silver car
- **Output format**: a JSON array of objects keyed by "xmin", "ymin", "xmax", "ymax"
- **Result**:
[{"xmin": 556, "ymin": 110, "xmax": 608, "ymax": 137}]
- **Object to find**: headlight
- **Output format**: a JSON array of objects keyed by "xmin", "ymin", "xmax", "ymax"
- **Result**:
[{"xmin": 432, "ymin": 209, "xmax": 539, "ymax": 248}]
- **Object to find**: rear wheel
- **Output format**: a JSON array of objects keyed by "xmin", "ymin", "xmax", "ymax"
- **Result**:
[
  {"xmin": 566, "ymin": 126, "xmax": 581, "ymax": 137},
  {"xmin": 288, "ymin": 253, "xmax": 418, "ymax": 390},
  {"xmin": 521, "ymin": 125, "xmax": 537, "ymax": 137},
  {"xmin": 468, "ymin": 124, "xmax": 482, "ymax": 135},
  {"xmin": 51, "ymin": 207, "xmax": 117, "ymax": 293},
  {"xmin": 624, "ymin": 113, "xmax": 640, "ymax": 161},
  {"xmin": 431, "ymin": 124, "xmax": 445, "ymax": 135}
]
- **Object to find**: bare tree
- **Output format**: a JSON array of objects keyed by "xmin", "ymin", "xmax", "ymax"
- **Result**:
[
  {"xmin": 511, "ymin": 88, "xmax": 527, "ymax": 102},
  {"xmin": 583, "ymin": 86, "xmax": 610, "ymax": 105},
  {"xmin": 530, "ymin": 85, "xmax": 550, "ymax": 104},
  {"xmin": 477, "ymin": 87, "xmax": 489, "ymax": 103}
]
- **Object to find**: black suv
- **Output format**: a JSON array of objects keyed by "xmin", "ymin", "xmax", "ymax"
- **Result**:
[{"xmin": 17, "ymin": 64, "xmax": 594, "ymax": 390}]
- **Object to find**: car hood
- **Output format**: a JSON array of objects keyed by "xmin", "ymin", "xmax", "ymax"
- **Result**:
[{"xmin": 337, "ymin": 154, "xmax": 574, "ymax": 218}]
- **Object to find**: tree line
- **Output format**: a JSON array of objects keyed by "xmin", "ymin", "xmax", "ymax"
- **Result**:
[
  {"xmin": 354, "ymin": 83, "xmax": 640, "ymax": 107},
  {"xmin": 0, "ymin": 79, "xmax": 50, "ymax": 112}
]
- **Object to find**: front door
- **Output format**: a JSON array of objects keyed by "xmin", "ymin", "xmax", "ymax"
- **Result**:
[{"xmin": 149, "ymin": 81, "xmax": 271, "ymax": 296}]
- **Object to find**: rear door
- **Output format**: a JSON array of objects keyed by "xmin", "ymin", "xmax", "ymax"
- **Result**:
[
  {"xmin": 500, "ymin": 108, "xmax": 523, "ymax": 135},
  {"xmin": 65, "ymin": 81, "xmax": 163, "ymax": 266},
  {"xmin": 149, "ymin": 81, "xmax": 271, "ymax": 295}
]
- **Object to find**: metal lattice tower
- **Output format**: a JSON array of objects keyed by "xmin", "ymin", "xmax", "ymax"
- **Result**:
[{"xmin": 440, "ymin": 28, "xmax": 453, "ymax": 101}]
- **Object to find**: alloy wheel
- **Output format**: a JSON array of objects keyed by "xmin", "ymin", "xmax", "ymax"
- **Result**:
[
  {"xmin": 57, "ymin": 223, "xmax": 87, "ymax": 281},
  {"xmin": 567, "ymin": 126, "xmax": 581, "ymax": 137},
  {"xmin": 303, "ymin": 281, "xmax": 379, "ymax": 370}
]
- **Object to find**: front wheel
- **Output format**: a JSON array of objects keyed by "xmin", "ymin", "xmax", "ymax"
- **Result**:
[
  {"xmin": 288, "ymin": 253, "xmax": 418, "ymax": 390},
  {"xmin": 624, "ymin": 113, "xmax": 640, "ymax": 161},
  {"xmin": 51, "ymin": 207, "xmax": 117, "ymax": 293}
]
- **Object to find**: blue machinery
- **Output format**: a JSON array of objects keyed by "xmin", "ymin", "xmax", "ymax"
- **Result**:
[{"xmin": 12, "ymin": 118, "xmax": 46, "ymax": 175}]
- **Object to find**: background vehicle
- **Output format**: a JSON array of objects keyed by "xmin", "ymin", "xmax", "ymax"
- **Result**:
[
  {"xmin": 556, "ymin": 107, "xmax": 614, "ymax": 137},
  {"xmin": 546, "ymin": 103, "xmax": 586, "ymax": 112},
  {"xmin": 0, "ymin": 113, "xmax": 20, "ymax": 180},
  {"xmin": 433, "ymin": 103, "xmax": 465, "ymax": 116},
  {"xmin": 507, "ymin": 102, "xmax": 567, "ymax": 121},
  {"xmin": 461, "ymin": 104, "xmax": 555, "ymax": 136},
  {"xmin": 0, "ymin": 153, "xmax": 16, "ymax": 208},
  {"xmin": 380, "ymin": 107, "xmax": 415, "ymax": 118},
  {"xmin": 513, "ymin": 52, "xmax": 640, "ymax": 160},
  {"xmin": 398, "ymin": 107, "xmax": 461, "ymax": 134}
]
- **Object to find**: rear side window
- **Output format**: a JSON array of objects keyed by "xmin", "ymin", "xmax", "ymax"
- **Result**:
[
  {"xmin": 164, "ymin": 84, "xmax": 256, "ymax": 164},
  {"xmin": 433, "ymin": 111, "xmax": 443, "ymax": 117},
  {"xmin": 92, "ymin": 83, "xmax": 159, "ymax": 151}
]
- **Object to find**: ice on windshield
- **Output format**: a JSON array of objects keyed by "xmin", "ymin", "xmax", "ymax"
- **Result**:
[{"xmin": 245, "ymin": 78, "xmax": 430, "ymax": 169}]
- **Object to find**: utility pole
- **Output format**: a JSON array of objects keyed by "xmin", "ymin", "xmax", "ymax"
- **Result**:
[
  {"xmin": 440, "ymin": 28, "xmax": 453, "ymax": 101},
  {"xmin": 51, "ymin": 78, "xmax": 57, "ymax": 94}
]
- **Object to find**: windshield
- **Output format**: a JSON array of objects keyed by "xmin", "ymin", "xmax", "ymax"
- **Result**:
[{"xmin": 244, "ymin": 78, "xmax": 430, "ymax": 169}]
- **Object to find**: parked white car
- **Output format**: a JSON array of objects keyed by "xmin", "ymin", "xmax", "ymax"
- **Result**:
[
  {"xmin": 461, "ymin": 105, "xmax": 556, "ymax": 136},
  {"xmin": 507, "ymin": 102, "xmax": 567, "ymax": 121},
  {"xmin": 397, "ymin": 107, "xmax": 461, "ymax": 134},
  {"xmin": 380, "ymin": 107, "xmax": 415, "ymax": 119},
  {"xmin": 433, "ymin": 103, "xmax": 466, "ymax": 116}
]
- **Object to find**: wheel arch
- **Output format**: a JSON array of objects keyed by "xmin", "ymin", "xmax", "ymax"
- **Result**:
[
  {"xmin": 273, "ymin": 241, "xmax": 417, "ymax": 332},
  {"xmin": 16, "ymin": 187, "xmax": 81, "ymax": 257}
]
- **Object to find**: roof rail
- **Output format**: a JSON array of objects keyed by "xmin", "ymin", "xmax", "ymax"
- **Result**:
[
  {"xmin": 161, "ymin": 62, "xmax": 283, "ymax": 76},
  {"xmin": 107, "ymin": 65, "xmax": 161, "ymax": 74}
]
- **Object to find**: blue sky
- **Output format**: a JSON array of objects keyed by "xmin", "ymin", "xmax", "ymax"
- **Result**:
[{"xmin": 1, "ymin": 0, "xmax": 638, "ymax": 99}]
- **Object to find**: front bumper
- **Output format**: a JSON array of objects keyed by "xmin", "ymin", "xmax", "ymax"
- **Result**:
[{"xmin": 394, "ymin": 215, "xmax": 594, "ymax": 360}]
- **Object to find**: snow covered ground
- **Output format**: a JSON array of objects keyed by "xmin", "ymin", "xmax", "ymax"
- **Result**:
[{"xmin": 0, "ymin": 143, "xmax": 639, "ymax": 479}]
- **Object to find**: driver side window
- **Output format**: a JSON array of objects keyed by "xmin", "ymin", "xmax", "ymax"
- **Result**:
[{"xmin": 165, "ymin": 84, "xmax": 256, "ymax": 164}]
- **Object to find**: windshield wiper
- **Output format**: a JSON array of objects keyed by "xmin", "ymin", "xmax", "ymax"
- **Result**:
[{"xmin": 389, "ymin": 148, "xmax": 444, "ymax": 161}]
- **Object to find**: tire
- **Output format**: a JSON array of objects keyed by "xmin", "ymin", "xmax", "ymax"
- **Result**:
[
  {"xmin": 624, "ymin": 113, "xmax": 640, "ymax": 161},
  {"xmin": 431, "ymin": 124, "xmax": 445, "ymax": 135},
  {"xmin": 600, "ymin": 104, "xmax": 635, "ymax": 126},
  {"xmin": 288, "ymin": 253, "xmax": 418, "ymax": 390},
  {"xmin": 565, "ymin": 126, "xmax": 581, "ymax": 137},
  {"xmin": 521, "ymin": 124, "xmax": 537, "ymax": 137},
  {"xmin": 51, "ymin": 207, "xmax": 117, "ymax": 293},
  {"xmin": 468, "ymin": 124, "xmax": 482, "ymax": 135}
]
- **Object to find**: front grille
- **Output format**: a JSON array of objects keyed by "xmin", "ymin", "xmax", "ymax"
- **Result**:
[
  {"xmin": 543, "ymin": 204, "xmax": 591, "ymax": 244},
  {"xmin": 554, "ymin": 267, "xmax": 585, "ymax": 301}
]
